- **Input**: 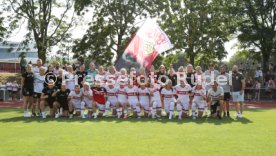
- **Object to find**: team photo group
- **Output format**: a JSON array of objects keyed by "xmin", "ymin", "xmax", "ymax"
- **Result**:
[{"xmin": 21, "ymin": 59, "xmax": 245, "ymax": 120}]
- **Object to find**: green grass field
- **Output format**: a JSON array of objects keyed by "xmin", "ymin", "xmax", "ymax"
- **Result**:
[{"xmin": 0, "ymin": 108, "xmax": 276, "ymax": 156}]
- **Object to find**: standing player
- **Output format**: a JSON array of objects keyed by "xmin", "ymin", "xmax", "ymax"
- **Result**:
[
  {"xmin": 91, "ymin": 81, "xmax": 107, "ymax": 118},
  {"xmin": 191, "ymin": 82, "xmax": 207, "ymax": 119},
  {"xmin": 68, "ymin": 85, "xmax": 83, "ymax": 118},
  {"xmin": 125, "ymin": 82, "xmax": 139, "ymax": 118},
  {"xmin": 148, "ymin": 83, "xmax": 162, "ymax": 118},
  {"xmin": 21, "ymin": 64, "xmax": 34, "ymax": 117},
  {"xmin": 33, "ymin": 67, "xmax": 46, "ymax": 116},
  {"xmin": 95, "ymin": 66, "xmax": 107, "ymax": 84},
  {"xmin": 76, "ymin": 65, "xmax": 87, "ymax": 88},
  {"xmin": 40, "ymin": 80, "xmax": 59, "ymax": 118},
  {"xmin": 104, "ymin": 80, "xmax": 118, "ymax": 117},
  {"xmin": 161, "ymin": 80, "xmax": 176, "ymax": 119},
  {"xmin": 53, "ymin": 83, "xmax": 71, "ymax": 118},
  {"xmin": 175, "ymin": 79, "xmax": 192, "ymax": 120},
  {"xmin": 207, "ymin": 81, "xmax": 224, "ymax": 119},
  {"xmin": 218, "ymin": 65, "xmax": 231, "ymax": 117},
  {"xmin": 81, "ymin": 82, "xmax": 93, "ymax": 118},
  {"xmin": 66, "ymin": 65, "xmax": 76, "ymax": 91}
]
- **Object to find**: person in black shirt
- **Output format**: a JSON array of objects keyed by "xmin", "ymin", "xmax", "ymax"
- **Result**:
[
  {"xmin": 45, "ymin": 65, "xmax": 57, "ymax": 86},
  {"xmin": 40, "ymin": 80, "xmax": 58, "ymax": 119},
  {"xmin": 167, "ymin": 68, "xmax": 177, "ymax": 86},
  {"xmin": 76, "ymin": 65, "xmax": 87, "ymax": 88},
  {"xmin": 186, "ymin": 64, "xmax": 195, "ymax": 87},
  {"xmin": 157, "ymin": 64, "xmax": 167, "ymax": 87},
  {"xmin": 55, "ymin": 70, "xmax": 67, "ymax": 90},
  {"xmin": 21, "ymin": 64, "xmax": 34, "ymax": 117},
  {"xmin": 53, "ymin": 83, "xmax": 70, "ymax": 118}
]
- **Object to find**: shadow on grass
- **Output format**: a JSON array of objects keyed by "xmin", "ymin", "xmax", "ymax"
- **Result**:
[{"xmin": 0, "ymin": 108, "xmax": 253, "ymax": 125}]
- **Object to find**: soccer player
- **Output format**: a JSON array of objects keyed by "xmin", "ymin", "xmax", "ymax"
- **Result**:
[
  {"xmin": 218, "ymin": 65, "xmax": 231, "ymax": 117},
  {"xmin": 40, "ymin": 80, "xmax": 59, "ymax": 118},
  {"xmin": 104, "ymin": 80, "xmax": 119, "ymax": 117},
  {"xmin": 138, "ymin": 82, "xmax": 151, "ymax": 118},
  {"xmin": 76, "ymin": 65, "xmax": 87, "ymax": 88},
  {"xmin": 148, "ymin": 83, "xmax": 162, "ymax": 118},
  {"xmin": 55, "ymin": 70, "xmax": 65, "ymax": 90},
  {"xmin": 125, "ymin": 82, "xmax": 139, "ymax": 118},
  {"xmin": 175, "ymin": 79, "xmax": 192, "ymax": 119},
  {"xmin": 33, "ymin": 59, "xmax": 43, "ymax": 74},
  {"xmin": 95, "ymin": 66, "xmax": 107, "ymax": 84},
  {"xmin": 191, "ymin": 82, "xmax": 207, "ymax": 119},
  {"xmin": 21, "ymin": 64, "xmax": 34, "ymax": 117},
  {"xmin": 161, "ymin": 80, "xmax": 176, "ymax": 119},
  {"xmin": 53, "ymin": 83, "xmax": 71, "ymax": 118},
  {"xmin": 231, "ymin": 65, "xmax": 245, "ymax": 118},
  {"xmin": 33, "ymin": 66, "xmax": 46, "ymax": 116},
  {"xmin": 91, "ymin": 81, "xmax": 107, "ymax": 118},
  {"xmin": 66, "ymin": 65, "xmax": 76, "ymax": 91},
  {"xmin": 116, "ymin": 80, "xmax": 127, "ymax": 118},
  {"xmin": 207, "ymin": 81, "xmax": 224, "ymax": 119},
  {"xmin": 81, "ymin": 82, "xmax": 93, "ymax": 118},
  {"xmin": 68, "ymin": 85, "xmax": 83, "ymax": 118},
  {"xmin": 85, "ymin": 62, "xmax": 98, "ymax": 86}
]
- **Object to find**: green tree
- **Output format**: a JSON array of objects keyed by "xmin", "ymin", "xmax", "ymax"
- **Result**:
[
  {"xmin": 160, "ymin": 0, "xmax": 235, "ymax": 66},
  {"xmin": 234, "ymin": 0, "xmax": 276, "ymax": 72},
  {"xmin": 2, "ymin": 0, "xmax": 75, "ymax": 62},
  {"xmin": 73, "ymin": 0, "xmax": 166, "ymax": 65}
]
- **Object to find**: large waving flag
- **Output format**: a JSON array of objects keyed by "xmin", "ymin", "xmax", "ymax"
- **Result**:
[{"xmin": 116, "ymin": 18, "xmax": 173, "ymax": 70}]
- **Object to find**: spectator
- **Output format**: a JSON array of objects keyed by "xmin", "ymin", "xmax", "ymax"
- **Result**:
[
  {"xmin": 245, "ymin": 78, "xmax": 254, "ymax": 101},
  {"xmin": 254, "ymin": 80, "xmax": 261, "ymax": 101},
  {"xmin": 6, "ymin": 81, "xmax": 12, "ymax": 100},
  {"xmin": 265, "ymin": 68, "xmax": 274, "ymax": 87},
  {"xmin": 265, "ymin": 79, "xmax": 275, "ymax": 99},
  {"xmin": 254, "ymin": 67, "xmax": 263, "ymax": 81},
  {"xmin": 20, "ymin": 56, "xmax": 27, "ymax": 74},
  {"xmin": 11, "ymin": 81, "xmax": 19, "ymax": 100}
]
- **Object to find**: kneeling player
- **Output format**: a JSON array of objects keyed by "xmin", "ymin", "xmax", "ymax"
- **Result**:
[
  {"xmin": 53, "ymin": 84, "xmax": 70, "ymax": 118},
  {"xmin": 40, "ymin": 80, "xmax": 59, "ymax": 118},
  {"xmin": 149, "ymin": 83, "xmax": 162, "ymax": 118},
  {"xmin": 125, "ymin": 82, "xmax": 139, "ymax": 118},
  {"xmin": 207, "ymin": 81, "xmax": 224, "ymax": 119},
  {"xmin": 68, "ymin": 85, "xmax": 83, "ymax": 118},
  {"xmin": 191, "ymin": 82, "xmax": 206, "ymax": 119},
  {"xmin": 175, "ymin": 80, "xmax": 192, "ymax": 119},
  {"xmin": 104, "ymin": 80, "xmax": 119, "ymax": 117},
  {"xmin": 116, "ymin": 81, "xmax": 127, "ymax": 118},
  {"xmin": 91, "ymin": 81, "xmax": 107, "ymax": 118},
  {"xmin": 161, "ymin": 80, "xmax": 176, "ymax": 119},
  {"xmin": 138, "ymin": 83, "xmax": 150, "ymax": 118},
  {"xmin": 81, "ymin": 82, "xmax": 93, "ymax": 118}
]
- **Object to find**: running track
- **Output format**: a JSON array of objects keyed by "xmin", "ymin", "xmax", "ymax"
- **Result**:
[{"xmin": 0, "ymin": 100, "xmax": 275, "ymax": 109}]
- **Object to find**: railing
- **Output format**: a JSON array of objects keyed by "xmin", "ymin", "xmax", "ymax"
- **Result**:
[
  {"xmin": 0, "ymin": 62, "xmax": 21, "ymax": 73},
  {"xmin": 244, "ymin": 88, "xmax": 276, "ymax": 102}
]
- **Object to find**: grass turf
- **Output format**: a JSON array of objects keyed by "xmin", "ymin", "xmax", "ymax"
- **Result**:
[{"xmin": 0, "ymin": 108, "xmax": 275, "ymax": 156}]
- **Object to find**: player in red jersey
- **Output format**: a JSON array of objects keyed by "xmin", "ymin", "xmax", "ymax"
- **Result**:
[{"xmin": 91, "ymin": 80, "xmax": 107, "ymax": 118}]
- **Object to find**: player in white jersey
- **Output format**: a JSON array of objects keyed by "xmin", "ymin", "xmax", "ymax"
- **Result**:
[
  {"xmin": 116, "ymin": 68, "xmax": 129, "ymax": 87},
  {"xmin": 95, "ymin": 66, "xmax": 107, "ymax": 84},
  {"xmin": 33, "ymin": 59, "xmax": 43, "ymax": 74},
  {"xmin": 175, "ymin": 79, "xmax": 192, "ymax": 119},
  {"xmin": 207, "ymin": 81, "xmax": 224, "ymax": 119},
  {"xmin": 66, "ymin": 65, "xmax": 76, "ymax": 91},
  {"xmin": 149, "ymin": 83, "xmax": 162, "ymax": 118},
  {"xmin": 191, "ymin": 82, "xmax": 207, "ymax": 119},
  {"xmin": 125, "ymin": 82, "xmax": 139, "ymax": 118},
  {"xmin": 116, "ymin": 80, "xmax": 127, "ymax": 118},
  {"xmin": 161, "ymin": 80, "xmax": 176, "ymax": 119},
  {"xmin": 104, "ymin": 80, "xmax": 119, "ymax": 117},
  {"xmin": 33, "ymin": 66, "xmax": 46, "ymax": 116},
  {"xmin": 81, "ymin": 82, "xmax": 93, "ymax": 118},
  {"xmin": 138, "ymin": 83, "xmax": 150, "ymax": 118},
  {"xmin": 68, "ymin": 85, "xmax": 83, "ymax": 118}
]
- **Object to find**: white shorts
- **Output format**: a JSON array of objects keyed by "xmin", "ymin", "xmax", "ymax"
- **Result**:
[
  {"xmin": 151, "ymin": 99, "xmax": 162, "ymax": 109},
  {"xmin": 82, "ymin": 99, "xmax": 93, "ymax": 110},
  {"xmin": 193, "ymin": 100, "xmax": 205, "ymax": 111},
  {"xmin": 96, "ymin": 103, "xmax": 105, "ymax": 112},
  {"xmin": 178, "ymin": 98, "xmax": 190, "ymax": 111},
  {"xmin": 164, "ymin": 100, "xmax": 174, "ymax": 113},
  {"xmin": 232, "ymin": 91, "xmax": 244, "ymax": 102},
  {"xmin": 128, "ymin": 99, "xmax": 139, "ymax": 107},
  {"xmin": 140, "ymin": 100, "xmax": 149, "ymax": 111},
  {"xmin": 72, "ymin": 101, "xmax": 81, "ymax": 111},
  {"xmin": 118, "ymin": 98, "xmax": 127, "ymax": 105},
  {"xmin": 107, "ymin": 97, "xmax": 118, "ymax": 107}
]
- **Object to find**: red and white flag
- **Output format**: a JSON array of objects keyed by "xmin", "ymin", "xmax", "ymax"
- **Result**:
[{"xmin": 123, "ymin": 19, "xmax": 173, "ymax": 70}]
